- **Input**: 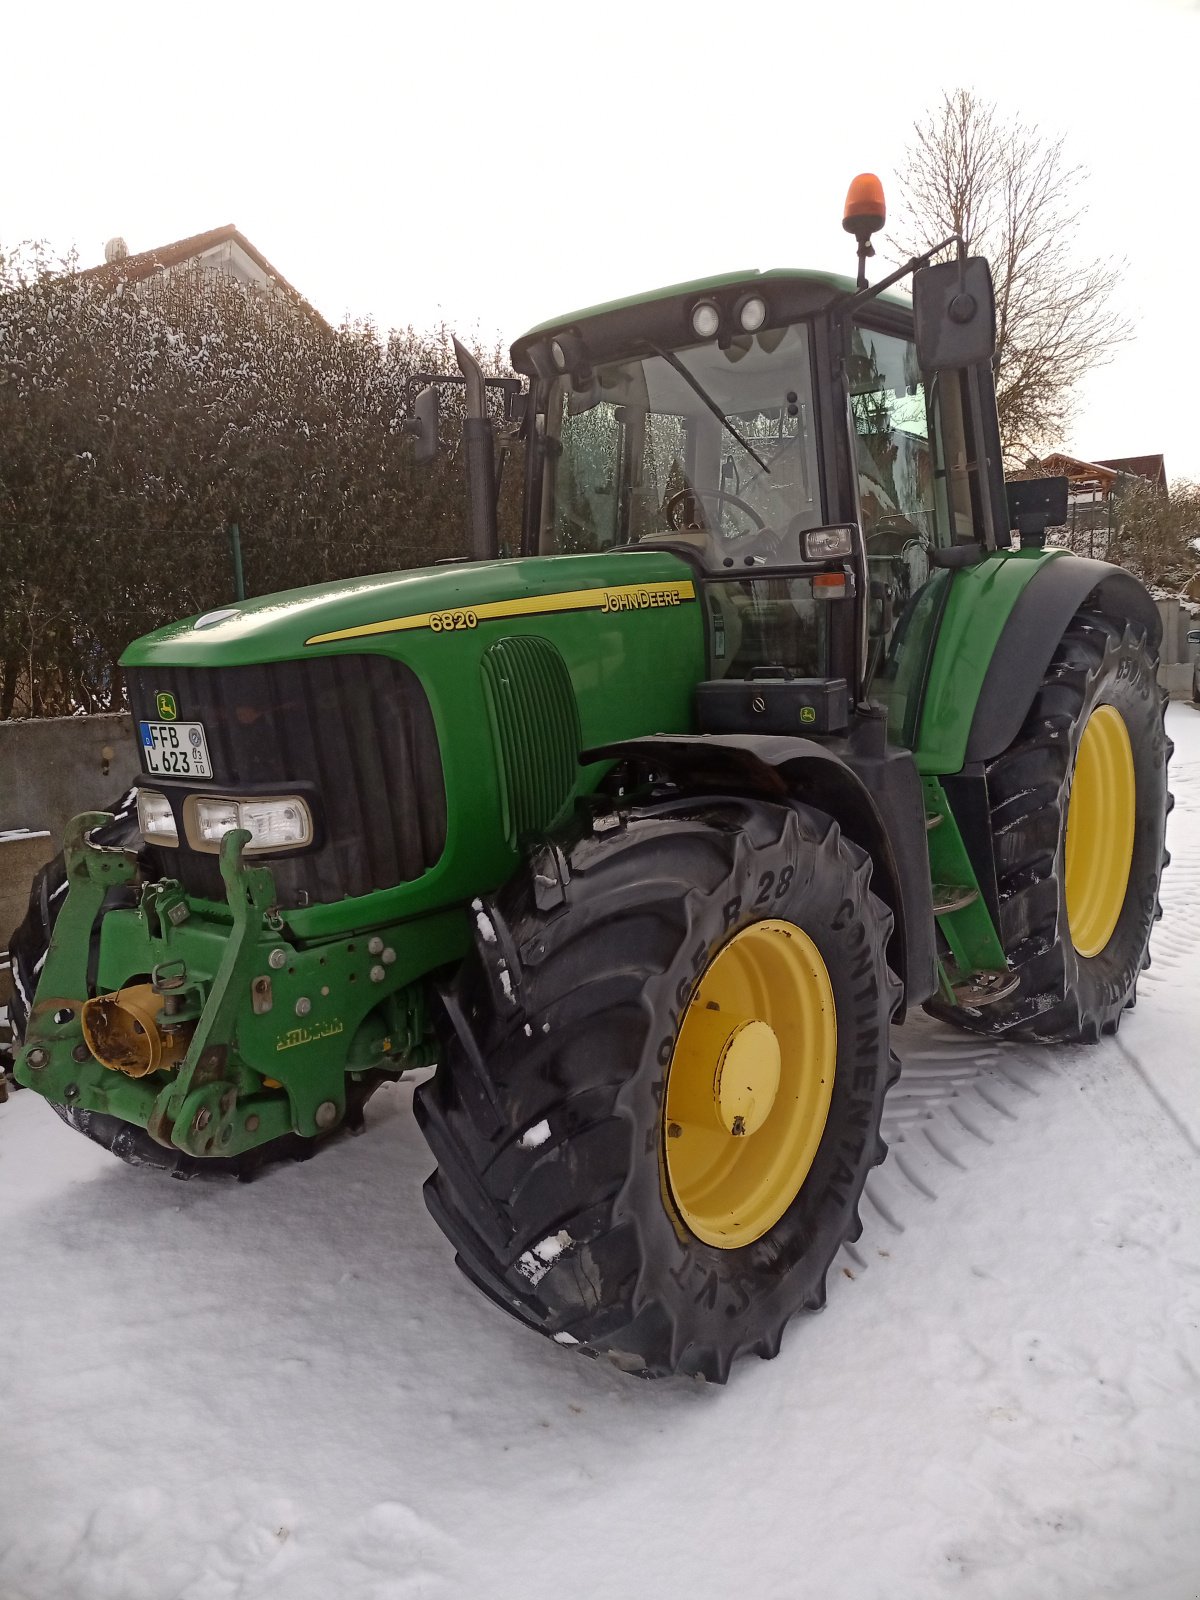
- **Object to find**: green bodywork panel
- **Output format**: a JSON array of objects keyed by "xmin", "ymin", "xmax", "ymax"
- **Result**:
[
  {"xmin": 922, "ymin": 776, "xmax": 1008, "ymax": 988},
  {"xmin": 912, "ymin": 546, "xmax": 1064, "ymax": 776},
  {"xmin": 127, "ymin": 551, "xmax": 706, "ymax": 940},
  {"xmin": 18, "ymin": 550, "xmax": 708, "ymax": 1153}
]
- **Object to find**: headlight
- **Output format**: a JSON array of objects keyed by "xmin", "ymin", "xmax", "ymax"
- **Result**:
[
  {"xmin": 803, "ymin": 525, "xmax": 855, "ymax": 561},
  {"xmin": 137, "ymin": 789, "xmax": 178, "ymax": 846},
  {"xmin": 736, "ymin": 294, "xmax": 768, "ymax": 333},
  {"xmin": 185, "ymin": 795, "xmax": 314, "ymax": 854},
  {"xmin": 691, "ymin": 300, "xmax": 720, "ymax": 340}
]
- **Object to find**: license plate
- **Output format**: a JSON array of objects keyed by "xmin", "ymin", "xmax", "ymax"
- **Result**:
[{"xmin": 139, "ymin": 720, "xmax": 213, "ymax": 779}]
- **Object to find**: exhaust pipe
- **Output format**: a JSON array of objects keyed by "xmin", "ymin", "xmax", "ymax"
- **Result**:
[
  {"xmin": 453, "ymin": 336, "xmax": 499, "ymax": 563},
  {"xmin": 81, "ymin": 984, "xmax": 192, "ymax": 1077}
]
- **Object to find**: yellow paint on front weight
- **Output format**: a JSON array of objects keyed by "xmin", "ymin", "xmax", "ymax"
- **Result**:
[
  {"xmin": 1065, "ymin": 703, "xmax": 1136, "ymax": 959},
  {"xmin": 663, "ymin": 919, "xmax": 837, "ymax": 1249}
]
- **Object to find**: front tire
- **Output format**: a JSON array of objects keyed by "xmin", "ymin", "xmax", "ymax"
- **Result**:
[
  {"xmin": 415, "ymin": 797, "xmax": 900, "ymax": 1382},
  {"xmin": 928, "ymin": 609, "xmax": 1170, "ymax": 1042}
]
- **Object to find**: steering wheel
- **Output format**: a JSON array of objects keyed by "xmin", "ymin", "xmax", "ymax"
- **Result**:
[
  {"xmin": 866, "ymin": 511, "xmax": 927, "ymax": 546},
  {"xmin": 664, "ymin": 487, "xmax": 766, "ymax": 536}
]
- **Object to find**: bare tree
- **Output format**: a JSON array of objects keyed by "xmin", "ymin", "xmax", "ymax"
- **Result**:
[
  {"xmin": 893, "ymin": 89, "xmax": 1131, "ymax": 462},
  {"xmin": 1109, "ymin": 477, "xmax": 1200, "ymax": 593}
]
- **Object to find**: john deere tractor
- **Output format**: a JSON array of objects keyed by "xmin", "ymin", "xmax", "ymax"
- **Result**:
[{"xmin": 10, "ymin": 177, "xmax": 1170, "ymax": 1381}]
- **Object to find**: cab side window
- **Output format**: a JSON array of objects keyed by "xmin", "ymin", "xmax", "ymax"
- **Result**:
[{"xmin": 851, "ymin": 322, "xmax": 975, "ymax": 734}]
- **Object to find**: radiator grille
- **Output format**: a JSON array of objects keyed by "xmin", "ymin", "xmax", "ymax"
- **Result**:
[
  {"xmin": 127, "ymin": 656, "xmax": 445, "ymax": 907},
  {"xmin": 480, "ymin": 636, "xmax": 580, "ymax": 848}
]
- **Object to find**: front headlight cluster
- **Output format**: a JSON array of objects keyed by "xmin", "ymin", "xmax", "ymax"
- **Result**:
[
  {"xmin": 137, "ymin": 790, "xmax": 314, "ymax": 853},
  {"xmin": 137, "ymin": 789, "xmax": 179, "ymax": 844}
]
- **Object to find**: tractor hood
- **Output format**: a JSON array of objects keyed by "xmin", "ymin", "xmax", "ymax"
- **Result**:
[{"xmin": 121, "ymin": 550, "xmax": 698, "ymax": 669}]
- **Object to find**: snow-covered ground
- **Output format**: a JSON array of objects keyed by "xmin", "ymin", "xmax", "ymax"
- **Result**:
[{"xmin": 3, "ymin": 707, "xmax": 1198, "ymax": 1600}]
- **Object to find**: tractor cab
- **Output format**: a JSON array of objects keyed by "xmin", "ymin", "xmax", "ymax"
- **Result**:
[{"xmin": 509, "ymin": 214, "xmax": 1005, "ymax": 750}]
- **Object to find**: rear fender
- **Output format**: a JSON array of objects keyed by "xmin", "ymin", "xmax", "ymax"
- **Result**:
[
  {"xmin": 916, "ymin": 551, "xmax": 1161, "ymax": 774},
  {"xmin": 963, "ymin": 557, "xmax": 1160, "ymax": 764}
]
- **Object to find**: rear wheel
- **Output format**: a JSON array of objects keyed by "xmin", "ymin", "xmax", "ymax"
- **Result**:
[
  {"xmin": 415, "ymin": 796, "xmax": 900, "ymax": 1381},
  {"xmin": 928, "ymin": 609, "xmax": 1170, "ymax": 1042}
]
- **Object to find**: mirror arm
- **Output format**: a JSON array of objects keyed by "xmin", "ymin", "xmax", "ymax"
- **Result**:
[{"xmin": 836, "ymin": 234, "xmax": 960, "ymax": 315}]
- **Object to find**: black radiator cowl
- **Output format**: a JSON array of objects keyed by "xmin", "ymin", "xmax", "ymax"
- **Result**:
[{"xmin": 126, "ymin": 655, "xmax": 446, "ymax": 907}]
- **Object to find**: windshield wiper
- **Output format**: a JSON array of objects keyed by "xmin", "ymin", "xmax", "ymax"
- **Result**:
[{"xmin": 649, "ymin": 343, "xmax": 770, "ymax": 474}]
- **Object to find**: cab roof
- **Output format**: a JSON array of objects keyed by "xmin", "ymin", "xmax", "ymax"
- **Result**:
[{"xmin": 515, "ymin": 267, "xmax": 911, "ymax": 345}]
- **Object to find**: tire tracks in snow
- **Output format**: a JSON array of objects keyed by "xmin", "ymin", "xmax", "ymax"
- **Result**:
[
  {"xmin": 844, "ymin": 712, "xmax": 1200, "ymax": 1277},
  {"xmin": 840, "ymin": 1018, "xmax": 1053, "ymax": 1276},
  {"xmin": 845, "ymin": 1006, "xmax": 1196, "ymax": 1283}
]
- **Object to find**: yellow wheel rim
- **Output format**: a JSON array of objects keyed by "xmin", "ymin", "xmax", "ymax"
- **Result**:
[
  {"xmin": 662, "ymin": 919, "xmax": 837, "ymax": 1249},
  {"xmin": 1064, "ymin": 704, "xmax": 1136, "ymax": 959}
]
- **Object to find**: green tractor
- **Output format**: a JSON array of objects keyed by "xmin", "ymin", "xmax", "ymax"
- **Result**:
[{"xmin": 11, "ymin": 176, "xmax": 1170, "ymax": 1381}]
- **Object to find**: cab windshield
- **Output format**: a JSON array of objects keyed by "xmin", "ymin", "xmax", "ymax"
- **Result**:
[{"xmin": 538, "ymin": 322, "xmax": 823, "ymax": 567}]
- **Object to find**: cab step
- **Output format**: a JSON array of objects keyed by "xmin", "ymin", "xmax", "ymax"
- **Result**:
[
  {"xmin": 931, "ymin": 883, "xmax": 980, "ymax": 916},
  {"xmin": 951, "ymin": 969, "xmax": 1021, "ymax": 1009}
]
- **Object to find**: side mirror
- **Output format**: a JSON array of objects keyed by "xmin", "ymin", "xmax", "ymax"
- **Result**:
[
  {"xmin": 913, "ymin": 256, "xmax": 997, "ymax": 371},
  {"xmin": 405, "ymin": 385, "xmax": 439, "ymax": 465}
]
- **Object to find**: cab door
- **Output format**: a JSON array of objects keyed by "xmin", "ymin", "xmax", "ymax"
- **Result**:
[{"xmin": 848, "ymin": 316, "xmax": 982, "ymax": 744}]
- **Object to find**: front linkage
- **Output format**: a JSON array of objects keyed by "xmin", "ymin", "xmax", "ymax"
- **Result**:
[{"xmin": 15, "ymin": 815, "xmax": 444, "ymax": 1160}]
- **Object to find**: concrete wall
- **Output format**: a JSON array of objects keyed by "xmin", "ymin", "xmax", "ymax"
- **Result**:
[
  {"xmin": 0, "ymin": 714, "xmax": 138, "ymax": 952},
  {"xmin": 0, "ymin": 713, "xmax": 137, "ymax": 843},
  {"xmin": 1157, "ymin": 598, "xmax": 1199, "ymax": 700}
]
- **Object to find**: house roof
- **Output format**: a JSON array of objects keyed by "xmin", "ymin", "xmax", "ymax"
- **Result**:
[
  {"xmin": 1096, "ymin": 454, "xmax": 1167, "ymax": 489},
  {"xmin": 1010, "ymin": 452, "xmax": 1121, "ymax": 488},
  {"xmin": 78, "ymin": 225, "xmax": 327, "ymax": 327},
  {"xmin": 1011, "ymin": 451, "xmax": 1170, "ymax": 496}
]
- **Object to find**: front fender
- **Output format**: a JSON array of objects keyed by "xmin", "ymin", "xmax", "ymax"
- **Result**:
[{"xmin": 585, "ymin": 732, "xmax": 936, "ymax": 1012}]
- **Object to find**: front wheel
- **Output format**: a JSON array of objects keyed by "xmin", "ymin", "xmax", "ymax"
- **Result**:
[{"xmin": 414, "ymin": 797, "xmax": 900, "ymax": 1382}]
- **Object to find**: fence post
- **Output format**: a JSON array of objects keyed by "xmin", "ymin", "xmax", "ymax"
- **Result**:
[{"xmin": 228, "ymin": 522, "xmax": 246, "ymax": 601}]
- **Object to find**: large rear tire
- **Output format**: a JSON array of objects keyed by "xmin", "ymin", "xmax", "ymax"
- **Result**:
[
  {"xmin": 414, "ymin": 797, "xmax": 900, "ymax": 1382},
  {"xmin": 927, "ymin": 609, "xmax": 1170, "ymax": 1042}
]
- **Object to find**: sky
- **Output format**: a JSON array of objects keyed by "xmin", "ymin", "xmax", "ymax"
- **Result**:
[{"xmin": 3, "ymin": 0, "xmax": 1197, "ymax": 476}]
